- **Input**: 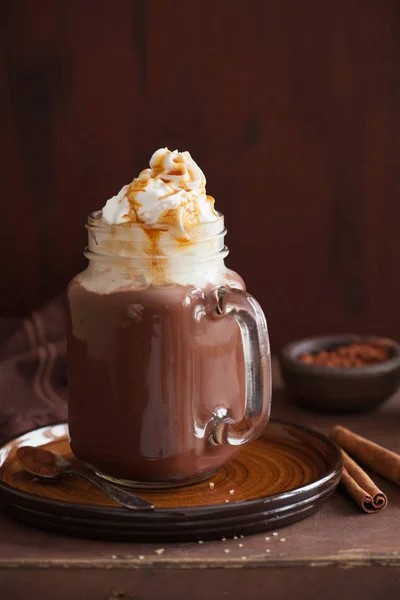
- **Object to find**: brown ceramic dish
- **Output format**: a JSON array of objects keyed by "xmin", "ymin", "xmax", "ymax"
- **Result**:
[
  {"xmin": 0, "ymin": 421, "xmax": 342, "ymax": 542},
  {"xmin": 280, "ymin": 334, "xmax": 400, "ymax": 413}
]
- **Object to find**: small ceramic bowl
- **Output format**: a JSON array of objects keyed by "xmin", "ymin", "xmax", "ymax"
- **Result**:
[{"xmin": 279, "ymin": 334, "xmax": 400, "ymax": 412}]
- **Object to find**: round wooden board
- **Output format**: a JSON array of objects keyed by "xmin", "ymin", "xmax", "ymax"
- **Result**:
[{"xmin": 0, "ymin": 421, "xmax": 342, "ymax": 541}]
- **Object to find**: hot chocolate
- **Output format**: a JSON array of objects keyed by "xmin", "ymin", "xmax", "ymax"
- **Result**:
[
  {"xmin": 68, "ymin": 273, "xmax": 246, "ymax": 484},
  {"xmin": 67, "ymin": 149, "xmax": 271, "ymax": 487}
]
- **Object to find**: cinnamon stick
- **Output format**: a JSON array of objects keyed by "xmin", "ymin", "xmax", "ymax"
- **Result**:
[
  {"xmin": 339, "ymin": 448, "xmax": 387, "ymax": 513},
  {"xmin": 331, "ymin": 425, "xmax": 400, "ymax": 485}
]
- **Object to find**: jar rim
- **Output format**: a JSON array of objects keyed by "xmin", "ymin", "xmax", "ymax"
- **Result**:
[{"xmin": 86, "ymin": 210, "xmax": 227, "ymax": 261}]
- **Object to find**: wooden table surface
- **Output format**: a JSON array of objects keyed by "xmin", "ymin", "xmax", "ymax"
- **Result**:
[{"xmin": 1, "ymin": 365, "xmax": 400, "ymax": 599}]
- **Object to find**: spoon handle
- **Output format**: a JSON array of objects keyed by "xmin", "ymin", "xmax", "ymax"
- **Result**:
[{"xmin": 73, "ymin": 469, "xmax": 154, "ymax": 511}]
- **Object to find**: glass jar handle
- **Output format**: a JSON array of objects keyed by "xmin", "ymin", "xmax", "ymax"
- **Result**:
[{"xmin": 206, "ymin": 286, "xmax": 271, "ymax": 446}]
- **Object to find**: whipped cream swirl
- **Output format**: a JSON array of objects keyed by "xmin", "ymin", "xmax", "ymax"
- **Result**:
[{"xmin": 102, "ymin": 148, "xmax": 218, "ymax": 238}]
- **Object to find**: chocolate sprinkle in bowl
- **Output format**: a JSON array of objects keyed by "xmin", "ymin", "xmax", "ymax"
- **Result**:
[{"xmin": 279, "ymin": 335, "xmax": 400, "ymax": 413}]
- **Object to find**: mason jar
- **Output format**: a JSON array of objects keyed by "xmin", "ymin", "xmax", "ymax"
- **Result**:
[{"xmin": 67, "ymin": 211, "xmax": 271, "ymax": 488}]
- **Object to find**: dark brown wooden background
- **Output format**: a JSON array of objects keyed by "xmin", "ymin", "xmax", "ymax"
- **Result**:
[{"xmin": 1, "ymin": 0, "xmax": 399, "ymax": 348}]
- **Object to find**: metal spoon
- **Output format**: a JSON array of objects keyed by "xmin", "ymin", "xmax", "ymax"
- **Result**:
[{"xmin": 16, "ymin": 446, "xmax": 154, "ymax": 511}]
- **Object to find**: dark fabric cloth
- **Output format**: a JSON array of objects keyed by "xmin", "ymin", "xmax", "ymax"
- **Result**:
[{"xmin": 0, "ymin": 297, "xmax": 68, "ymax": 445}]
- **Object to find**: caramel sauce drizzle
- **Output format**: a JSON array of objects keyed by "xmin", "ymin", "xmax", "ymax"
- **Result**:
[{"xmin": 107, "ymin": 152, "xmax": 218, "ymax": 266}]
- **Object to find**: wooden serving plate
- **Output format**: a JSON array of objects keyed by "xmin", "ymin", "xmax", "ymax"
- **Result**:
[{"xmin": 0, "ymin": 420, "xmax": 342, "ymax": 542}]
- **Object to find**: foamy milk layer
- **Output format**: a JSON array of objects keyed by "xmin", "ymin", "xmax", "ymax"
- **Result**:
[{"xmin": 80, "ymin": 216, "xmax": 228, "ymax": 292}]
